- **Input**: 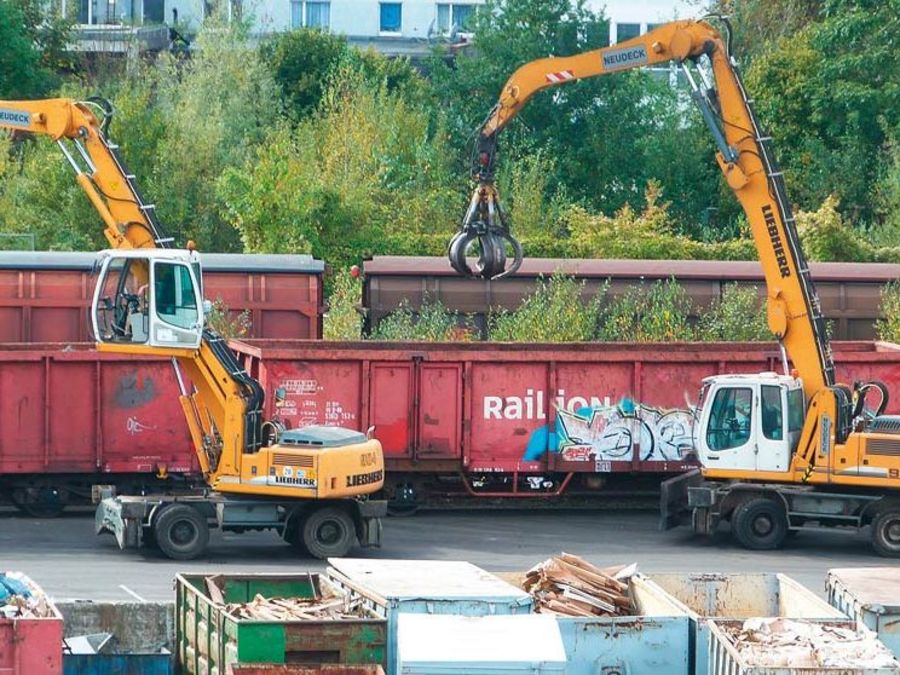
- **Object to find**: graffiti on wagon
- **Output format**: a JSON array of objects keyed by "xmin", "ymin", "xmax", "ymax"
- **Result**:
[{"xmin": 481, "ymin": 390, "xmax": 698, "ymax": 464}]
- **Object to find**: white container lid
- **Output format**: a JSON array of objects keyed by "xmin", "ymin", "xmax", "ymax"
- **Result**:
[
  {"xmin": 397, "ymin": 613, "xmax": 566, "ymax": 664},
  {"xmin": 327, "ymin": 559, "xmax": 530, "ymax": 602},
  {"xmin": 828, "ymin": 568, "xmax": 900, "ymax": 611}
]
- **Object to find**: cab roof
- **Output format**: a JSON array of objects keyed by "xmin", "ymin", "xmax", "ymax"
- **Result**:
[{"xmin": 702, "ymin": 372, "xmax": 801, "ymax": 387}]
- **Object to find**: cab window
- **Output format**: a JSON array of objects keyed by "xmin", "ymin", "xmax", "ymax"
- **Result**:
[
  {"xmin": 154, "ymin": 262, "xmax": 198, "ymax": 329},
  {"xmin": 787, "ymin": 388, "xmax": 804, "ymax": 432},
  {"xmin": 761, "ymin": 385, "xmax": 784, "ymax": 440},
  {"xmin": 706, "ymin": 387, "xmax": 752, "ymax": 451}
]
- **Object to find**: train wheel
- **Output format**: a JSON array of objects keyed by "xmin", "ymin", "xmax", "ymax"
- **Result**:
[{"xmin": 11, "ymin": 485, "xmax": 69, "ymax": 518}]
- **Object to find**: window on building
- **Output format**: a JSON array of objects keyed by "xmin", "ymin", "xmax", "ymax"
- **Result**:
[
  {"xmin": 291, "ymin": 0, "xmax": 330, "ymax": 28},
  {"xmin": 437, "ymin": 3, "xmax": 474, "ymax": 33},
  {"xmin": 615, "ymin": 22, "xmax": 640, "ymax": 43},
  {"xmin": 380, "ymin": 2, "xmax": 402, "ymax": 32},
  {"xmin": 306, "ymin": 1, "xmax": 329, "ymax": 27}
]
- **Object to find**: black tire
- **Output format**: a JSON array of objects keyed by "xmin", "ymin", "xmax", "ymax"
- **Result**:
[
  {"xmin": 302, "ymin": 507, "xmax": 356, "ymax": 559},
  {"xmin": 153, "ymin": 504, "xmax": 209, "ymax": 560},
  {"xmin": 872, "ymin": 510, "xmax": 900, "ymax": 557},
  {"xmin": 732, "ymin": 497, "xmax": 788, "ymax": 550}
]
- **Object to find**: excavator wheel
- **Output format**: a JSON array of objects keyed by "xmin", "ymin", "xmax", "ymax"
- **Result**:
[
  {"xmin": 871, "ymin": 509, "xmax": 900, "ymax": 557},
  {"xmin": 153, "ymin": 503, "xmax": 210, "ymax": 561},
  {"xmin": 302, "ymin": 506, "xmax": 356, "ymax": 559},
  {"xmin": 731, "ymin": 496, "xmax": 787, "ymax": 551}
]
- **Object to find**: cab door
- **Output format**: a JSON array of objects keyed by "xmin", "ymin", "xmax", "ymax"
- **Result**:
[
  {"xmin": 756, "ymin": 384, "xmax": 790, "ymax": 472},
  {"xmin": 700, "ymin": 384, "xmax": 756, "ymax": 471}
]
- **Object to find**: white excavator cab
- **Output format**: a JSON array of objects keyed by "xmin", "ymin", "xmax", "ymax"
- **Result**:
[
  {"xmin": 696, "ymin": 373, "xmax": 806, "ymax": 473},
  {"xmin": 91, "ymin": 249, "xmax": 204, "ymax": 351}
]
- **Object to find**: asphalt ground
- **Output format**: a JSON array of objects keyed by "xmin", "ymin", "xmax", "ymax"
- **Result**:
[{"xmin": 0, "ymin": 506, "xmax": 882, "ymax": 601}]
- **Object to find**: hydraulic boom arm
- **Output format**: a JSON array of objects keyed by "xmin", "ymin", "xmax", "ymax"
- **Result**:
[
  {"xmin": 0, "ymin": 98, "xmax": 169, "ymax": 250},
  {"xmin": 449, "ymin": 18, "xmax": 834, "ymax": 401}
]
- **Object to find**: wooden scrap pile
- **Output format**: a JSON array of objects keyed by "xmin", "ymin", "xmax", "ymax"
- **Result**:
[
  {"xmin": 204, "ymin": 575, "xmax": 367, "ymax": 621},
  {"xmin": 523, "ymin": 553, "xmax": 636, "ymax": 617}
]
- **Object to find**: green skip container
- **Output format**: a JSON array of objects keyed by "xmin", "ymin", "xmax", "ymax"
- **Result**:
[{"xmin": 176, "ymin": 573, "xmax": 387, "ymax": 675}]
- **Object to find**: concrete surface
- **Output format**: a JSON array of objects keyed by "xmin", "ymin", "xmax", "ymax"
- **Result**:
[{"xmin": 0, "ymin": 507, "xmax": 883, "ymax": 602}]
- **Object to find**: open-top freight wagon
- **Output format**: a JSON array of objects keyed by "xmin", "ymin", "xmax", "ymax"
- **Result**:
[
  {"xmin": 2, "ymin": 340, "xmax": 900, "ymax": 515},
  {"xmin": 363, "ymin": 256, "xmax": 900, "ymax": 341},
  {"xmin": 0, "ymin": 251, "xmax": 324, "ymax": 342}
]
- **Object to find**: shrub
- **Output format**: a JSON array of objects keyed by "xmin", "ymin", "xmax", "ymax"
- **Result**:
[
  {"xmin": 597, "ymin": 279, "xmax": 693, "ymax": 342},
  {"xmin": 489, "ymin": 273, "xmax": 604, "ymax": 342},
  {"xmin": 371, "ymin": 298, "xmax": 467, "ymax": 342},
  {"xmin": 696, "ymin": 283, "xmax": 771, "ymax": 342},
  {"xmin": 876, "ymin": 281, "xmax": 900, "ymax": 343},
  {"xmin": 324, "ymin": 268, "xmax": 363, "ymax": 340},
  {"xmin": 206, "ymin": 297, "xmax": 251, "ymax": 339}
]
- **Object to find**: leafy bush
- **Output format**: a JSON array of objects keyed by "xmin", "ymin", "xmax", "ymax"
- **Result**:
[
  {"xmin": 597, "ymin": 279, "xmax": 693, "ymax": 342},
  {"xmin": 797, "ymin": 196, "xmax": 900, "ymax": 263},
  {"xmin": 371, "ymin": 298, "xmax": 468, "ymax": 342},
  {"xmin": 324, "ymin": 268, "xmax": 363, "ymax": 340},
  {"xmin": 489, "ymin": 273, "xmax": 604, "ymax": 342},
  {"xmin": 206, "ymin": 297, "xmax": 251, "ymax": 339},
  {"xmin": 696, "ymin": 284, "xmax": 772, "ymax": 342},
  {"xmin": 876, "ymin": 281, "xmax": 900, "ymax": 343},
  {"xmin": 565, "ymin": 184, "xmax": 757, "ymax": 261}
]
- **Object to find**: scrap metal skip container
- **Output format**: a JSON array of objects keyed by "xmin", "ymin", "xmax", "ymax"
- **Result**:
[
  {"xmin": 827, "ymin": 568, "xmax": 900, "ymax": 658},
  {"xmin": 0, "ymin": 574, "xmax": 63, "ymax": 675},
  {"xmin": 649, "ymin": 573, "xmax": 846, "ymax": 675},
  {"xmin": 326, "ymin": 559, "xmax": 533, "ymax": 675},
  {"xmin": 556, "ymin": 573, "xmax": 691, "ymax": 675},
  {"xmin": 176, "ymin": 573, "xmax": 386, "ymax": 675},
  {"xmin": 707, "ymin": 619, "xmax": 900, "ymax": 675}
]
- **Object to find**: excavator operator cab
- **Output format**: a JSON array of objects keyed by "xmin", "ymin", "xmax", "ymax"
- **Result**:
[
  {"xmin": 91, "ymin": 249, "xmax": 204, "ymax": 351},
  {"xmin": 696, "ymin": 373, "xmax": 805, "ymax": 474}
]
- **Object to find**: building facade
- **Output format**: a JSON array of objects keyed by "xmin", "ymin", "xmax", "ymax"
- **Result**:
[{"xmin": 61, "ymin": 0, "xmax": 699, "ymax": 54}]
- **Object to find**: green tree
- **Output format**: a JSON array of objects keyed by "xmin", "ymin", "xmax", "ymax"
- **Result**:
[
  {"xmin": 0, "ymin": 2, "xmax": 55, "ymax": 97},
  {"xmin": 429, "ymin": 0, "xmax": 722, "ymax": 232},
  {"xmin": 218, "ymin": 67, "xmax": 458, "ymax": 267},
  {"xmin": 261, "ymin": 29, "xmax": 350, "ymax": 116},
  {"xmin": 745, "ymin": 0, "xmax": 900, "ymax": 226}
]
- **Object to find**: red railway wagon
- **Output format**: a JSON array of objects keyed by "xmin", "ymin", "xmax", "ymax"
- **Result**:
[
  {"xmin": 0, "ymin": 251, "xmax": 324, "ymax": 342},
  {"xmin": 3, "ymin": 340, "xmax": 900, "ymax": 514},
  {"xmin": 363, "ymin": 256, "xmax": 900, "ymax": 340}
]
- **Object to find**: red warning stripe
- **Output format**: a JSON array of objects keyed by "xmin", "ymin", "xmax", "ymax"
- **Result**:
[{"xmin": 545, "ymin": 70, "xmax": 575, "ymax": 84}]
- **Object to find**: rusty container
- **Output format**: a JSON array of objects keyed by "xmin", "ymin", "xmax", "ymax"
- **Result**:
[
  {"xmin": 232, "ymin": 340, "xmax": 900, "ymax": 484},
  {"xmin": 176, "ymin": 573, "xmax": 386, "ymax": 675},
  {"xmin": 3, "ymin": 340, "xmax": 900, "ymax": 510},
  {"xmin": 0, "ymin": 573, "xmax": 63, "ymax": 674},
  {"xmin": 0, "ymin": 251, "xmax": 323, "ymax": 342},
  {"xmin": 362, "ymin": 256, "xmax": 900, "ymax": 340},
  {"xmin": 648, "ymin": 573, "xmax": 848, "ymax": 675}
]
